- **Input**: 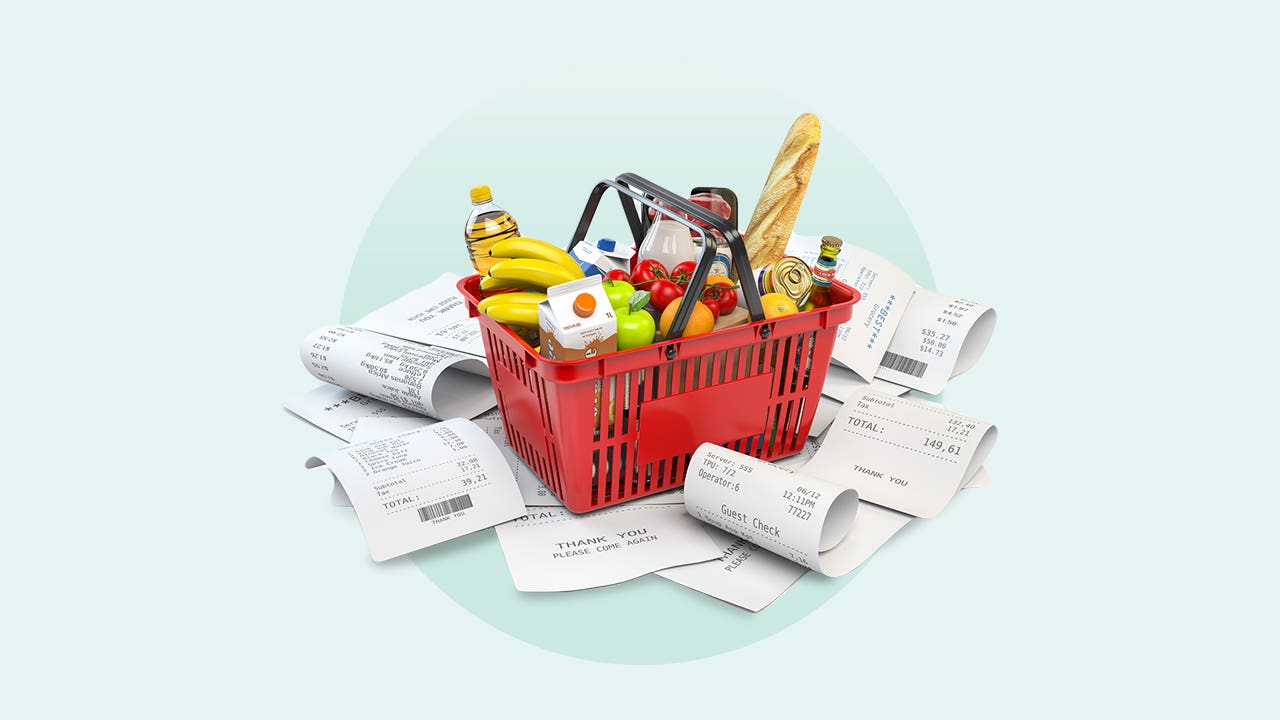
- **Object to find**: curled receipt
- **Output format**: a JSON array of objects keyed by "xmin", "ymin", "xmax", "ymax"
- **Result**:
[
  {"xmin": 299, "ymin": 325, "xmax": 495, "ymax": 420},
  {"xmin": 683, "ymin": 443, "xmax": 864, "ymax": 577}
]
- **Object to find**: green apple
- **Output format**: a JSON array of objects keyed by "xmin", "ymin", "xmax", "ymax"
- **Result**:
[
  {"xmin": 616, "ymin": 291, "xmax": 656, "ymax": 351},
  {"xmin": 602, "ymin": 279, "xmax": 636, "ymax": 311}
]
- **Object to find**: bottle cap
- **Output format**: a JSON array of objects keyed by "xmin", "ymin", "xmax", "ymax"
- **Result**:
[
  {"xmin": 573, "ymin": 293, "xmax": 596, "ymax": 318},
  {"xmin": 597, "ymin": 238, "xmax": 616, "ymax": 252},
  {"xmin": 470, "ymin": 185, "xmax": 493, "ymax": 204},
  {"xmin": 820, "ymin": 235, "xmax": 843, "ymax": 252}
]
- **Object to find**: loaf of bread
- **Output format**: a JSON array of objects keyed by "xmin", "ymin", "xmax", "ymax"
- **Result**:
[{"xmin": 742, "ymin": 113, "xmax": 821, "ymax": 268}]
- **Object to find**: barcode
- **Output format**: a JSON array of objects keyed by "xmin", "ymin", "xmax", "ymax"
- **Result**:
[
  {"xmin": 879, "ymin": 351, "xmax": 929, "ymax": 378},
  {"xmin": 417, "ymin": 494, "xmax": 473, "ymax": 522}
]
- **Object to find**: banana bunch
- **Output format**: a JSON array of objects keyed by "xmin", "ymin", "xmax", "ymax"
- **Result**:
[{"xmin": 478, "ymin": 238, "xmax": 584, "ymax": 330}]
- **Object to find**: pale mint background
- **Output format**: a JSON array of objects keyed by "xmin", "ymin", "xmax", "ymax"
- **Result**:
[{"xmin": 3, "ymin": 1, "xmax": 1278, "ymax": 718}]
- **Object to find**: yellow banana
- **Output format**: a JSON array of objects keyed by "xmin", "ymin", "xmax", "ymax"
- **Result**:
[
  {"xmin": 484, "ymin": 302, "xmax": 540, "ymax": 328},
  {"xmin": 480, "ymin": 275, "xmax": 546, "ymax": 292},
  {"xmin": 477, "ymin": 291, "xmax": 547, "ymax": 313},
  {"xmin": 487, "ymin": 257, "xmax": 581, "ymax": 289},
  {"xmin": 489, "ymin": 237, "xmax": 584, "ymax": 277}
]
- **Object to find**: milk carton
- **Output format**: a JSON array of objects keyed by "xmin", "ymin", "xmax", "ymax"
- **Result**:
[
  {"xmin": 569, "ymin": 237, "xmax": 636, "ymax": 277},
  {"xmin": 538, "ymin": 276, "xmax": 618, "ymax": 360}
]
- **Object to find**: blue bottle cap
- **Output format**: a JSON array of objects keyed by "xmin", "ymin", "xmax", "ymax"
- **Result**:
[{"xmin": 597, "ymin": 238, "xmax": 616, "ymax": 252}]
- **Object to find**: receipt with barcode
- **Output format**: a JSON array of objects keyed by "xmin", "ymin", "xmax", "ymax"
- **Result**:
[
  {"xmin": 306, "ymin": 419, "xmax": 525, "ymax": 561},
  {"xmin": 805, "ymin": 391, "xmax": 997, "ymax": 518},
  {"xmin": 786, "ymin": 234, "xmax": 917, "ymax": 383},
  {"xmin": 874, "ymin": 289, "xmax": 996, "ymax": 395},
  {"xmin": 786, "ymin": 234, "xmax": 996, "ymax": 392}
]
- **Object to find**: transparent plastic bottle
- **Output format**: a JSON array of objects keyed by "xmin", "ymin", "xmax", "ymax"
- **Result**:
[{"xmin": 464, "ymin": 185, "xmax": 520, "ymax": 274}]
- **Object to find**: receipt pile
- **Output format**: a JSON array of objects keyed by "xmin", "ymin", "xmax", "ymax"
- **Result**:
[{"xmin": 285, "ymin": 235, "xmax": 1001, "ymax": 611}]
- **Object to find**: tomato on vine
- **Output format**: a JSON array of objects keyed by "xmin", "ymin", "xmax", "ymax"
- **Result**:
[
  {"xmin": 630, "ymin": 259, "xmax": 668, "ymax": 290},
  {"xmin": 648, "ymin": 278, "xmax": 684, "ymax": 312}
]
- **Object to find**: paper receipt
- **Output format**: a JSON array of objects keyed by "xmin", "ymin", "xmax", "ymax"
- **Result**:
[
  {"xmin": 283, "ymin": 384, "xmax": 422, "ymax": 442},
  {"xmin": 354, "ymin": 273, "xmax": 486, "ymax": 358},
  {"xmin": 494, "ymin": 504, "xmax": 720, "ymax": 592},
  {"xmin": 306, "ymin": 419, "xmax": 525, "ymax": 561},
  {"xmin": 683, "ymin": 444, "xmax": 864, "ymax": 577},
  {"xmin": 805, "ymin": 391, "xmax": 997, "ymax": 518},
  {"xmin": 786, "ymin": 234, "xmax": 917, "ymax": 383},
  {"xmin": 875, "ymin": 288, "xmax": 996, "ymax": 395},
  {"xmin": 655, "ymin": 525, "xmax": 808, "ymax": 612},
  {"xmin": 300, "ymin": 325, "xmax": 495, "ymax": 420}
]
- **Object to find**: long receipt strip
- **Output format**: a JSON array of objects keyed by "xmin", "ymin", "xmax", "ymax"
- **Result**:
[
  {"xmin": 299, "ymin": 325, "xmax": 495, "ymax": 420},
  {"xmin": 805, "ymin": 390, "xmax": 998, "ymax": 518},
  {"xmin": 283, "ymin": 384, "xmax": 421, "ymax": 441},
  {"xmin": 306, "ymin": 419, "xmax": 525, "ymax": 561},
  {"xmin": 682, "ymin": 443, "xmax": 865, "ymax": 576},
  {"xmin": 874, "ymin": 288, "xmax": 995, "ymax": 395},
  {"xmin": 494, "ymin": 505, "xmax": 721, "ymax": 592},
  {"xmin": 787, "ymin": 234, "xmax": 996, "ymax": 394},
  {"xmin": 352, "ymin": 273, "xmax": 486, "ymax": 358},
  {"xmin": 660, "ymin": 463, "xmax": 992, "ymax": 611},
  {"xmin": 282, "ymin": 393, "xmax": 682, "ymax": 510}
]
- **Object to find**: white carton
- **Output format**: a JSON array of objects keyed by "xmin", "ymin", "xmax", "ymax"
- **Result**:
[
  {"xmin": 569, "ymin": 238, "xmax": 636, "ymax": 277},
  {"xmin": 538, "ymin": 276, "xmax": 618, "ymax": 360}
]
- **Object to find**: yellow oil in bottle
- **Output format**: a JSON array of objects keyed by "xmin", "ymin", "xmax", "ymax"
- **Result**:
[{"xmin": 465, "ymin": 185, "xmax": 520, "ymax": 274}]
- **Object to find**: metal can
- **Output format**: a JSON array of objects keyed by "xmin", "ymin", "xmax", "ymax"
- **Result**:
[{"xmin": 755, "ymin": 255, "xmax": 813, "ymax": 306}]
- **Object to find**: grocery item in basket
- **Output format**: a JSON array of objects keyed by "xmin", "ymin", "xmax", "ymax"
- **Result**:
[
  {"xmin": 481, "ymin": 256, "xmax": 584, "ymax": 292},
  {"xmin": 569, "ymin": 237, "xmax": 635, "ymax": 277},
  {"xmin": 658, "ymin": 296, "xmax": 715, "ymax": 338},
  {"xmin": 601, "ymin": 279, "xmax": 635, "ymax": 311},
  {"xmin": 638, "ymin": 218, "xmax": 698, "ymax": 271},
  {"xmin": 805, "ymin": 236, "xmax": 845, "ymax": 309},
  {"xmin": 742, "ymin": 113, "xmax": 821, "ymax": 268},
  {"xmin": 465, "ymin": 185, "xmax": 521, "ymax": 274},
  {"xmin": 488, "ymin": 236, "xmax": 582, "ymax": 276},
  {"xmin": 755, "ymin": 255, "xmax": 814, "ymax": 307},
  {"xmin": 760, "ymin": 292, "xmax": 800, "ymax": 319},
  {"xmin": 538, "ymin": 276, "xmax": 618, "ymax": 360},
  {"xmin": 616, "ymin": 291, "xmax": 656, "ymax": 350}
]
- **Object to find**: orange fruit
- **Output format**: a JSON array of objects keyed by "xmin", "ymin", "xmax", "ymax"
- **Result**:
[
  {"xmin": 760, "ymin": 292, "xmax": 799, "ymax": 319},
  {"xmin": 659, "ymin": 297, "xmax": 715, "ymax": 338}
]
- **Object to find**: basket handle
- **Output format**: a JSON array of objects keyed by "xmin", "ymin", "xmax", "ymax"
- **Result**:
[{"xmin": 567, "ymin": 174, "xmax": 766, "ymax": 353}]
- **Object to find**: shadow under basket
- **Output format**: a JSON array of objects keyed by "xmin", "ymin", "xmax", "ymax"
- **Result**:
[{"xmin": 459, "ymin": 275, "xmax": 859, "ymax": 513}]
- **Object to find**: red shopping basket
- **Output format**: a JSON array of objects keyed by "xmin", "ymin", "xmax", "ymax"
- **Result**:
[{"xmin": 459, "ymin": 173, "xmax": 858, "ymax": 512}]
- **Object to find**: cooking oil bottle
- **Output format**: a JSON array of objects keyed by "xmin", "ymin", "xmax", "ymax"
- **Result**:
[{"xmin": 465, "ymin": 185, "xmax": 520, "ymax": 274}]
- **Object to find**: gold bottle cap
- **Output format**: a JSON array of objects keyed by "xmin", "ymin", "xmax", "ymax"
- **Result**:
[
  {"xmin": 820, "ymin": 236, "xmax": 843, "ymax": 251},
  {"xmin": 470, "ymin": 185, "xmax": 493, "ymax": 203},
  {"xmin": 573, "ymin": 293, "xmax": 596, "ymax": 318}
]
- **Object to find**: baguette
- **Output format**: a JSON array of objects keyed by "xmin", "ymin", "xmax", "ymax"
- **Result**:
[{"xmin": 743, "ymin": 113, "xmax": 821, "ymax": 268}]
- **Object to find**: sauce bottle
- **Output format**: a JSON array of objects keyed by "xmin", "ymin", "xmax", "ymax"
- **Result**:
[{"xmin": 807, "ymin": 236, "xmax": 844, "ymax": 308}]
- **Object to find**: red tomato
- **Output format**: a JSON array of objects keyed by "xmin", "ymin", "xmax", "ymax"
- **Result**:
[
  {"xmin": 606, "ymin": 269, "xmax": 631, "ymax": 282},
  {"xmin": 648, "ymin": 278, "xmax": 684, "ymax": 312},
  {"xmin": 630, "ymin": 259, "xmax": 667, "ymax": 289},
  {"xmin": 702, "ymin": 281, "xmax": 738, "ymax": 316},
  {"xmin": 670, "ymin": 261, "xmax": 698, "ymax": 289},
  {"xmin": 700, "ymin": 299, "xmax": 720, "ymax": 322}
]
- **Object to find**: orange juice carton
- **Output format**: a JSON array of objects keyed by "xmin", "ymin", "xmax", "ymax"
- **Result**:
[{"xmin": 538, "ymin": 276, "xmax": 618, "ymax": 360}]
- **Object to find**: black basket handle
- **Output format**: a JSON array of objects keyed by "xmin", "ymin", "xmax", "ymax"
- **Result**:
[{"xmin": 567, "ymin": 174, "xmax": 765, "ymax": 356}]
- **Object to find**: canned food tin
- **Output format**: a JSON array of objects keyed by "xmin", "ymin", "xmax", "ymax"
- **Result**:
[{"xmin": 755, "ymin": 255, "xmax": 813, "ymax": 306}]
